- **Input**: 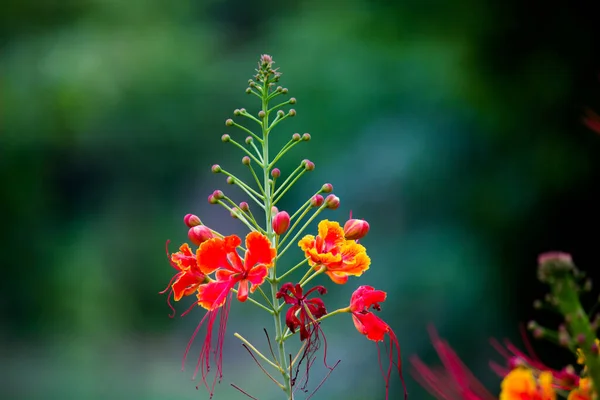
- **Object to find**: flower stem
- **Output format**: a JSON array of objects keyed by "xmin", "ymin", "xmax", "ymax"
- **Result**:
[{"xmin": 261, "ymin": 80, "xmax": 294, "ymax": 399}]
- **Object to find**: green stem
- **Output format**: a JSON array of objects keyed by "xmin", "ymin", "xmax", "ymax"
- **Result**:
[
  {"xmin": 261, "ymin": 80, "xmax": 294, "ymax": 399},
  {"xmin": 277, "ymin": 259, "xmax": 309, "ymax": 282},
  {"xmin": 273, "ymin": 169, "xmax": 307, "ymax": 205},
  {"xmin": 279, "ymin": 206, "xmax": 312, "ymax": 248},
  {"xmin": 248, "ymin": 163, "xmax": 266, "ymax": 197},
  {"xmin": 300, "ymin": 269, "xmax": 323, "ymax": 287},
  {"xmin": 273, "ymin": 164, "xmax": 303, "ymax": 198},
  {"xmin": 231, "ymin": 120, "xmax": 263, "ymax": 143},
  {"xmin": 227, "ymin": 137, "xmax": 264, "ymax": 166},
  {"xmin": 277, "ymin": 205, "xmax": 326, "ymax": 259},
  {"xmin": 282, "ymin": 307, "xmax": 350, "ymax": 341},
  {"xmin": 217, "ymin": 200, "xmax": 262, "ymax": 233},
  {"xmin": 269, "ymin": 140, "xmax": 301, "ymax": 169},
  {"xmin": 234, "ymin": 332, "xmax": 281, "ymax": 371}
]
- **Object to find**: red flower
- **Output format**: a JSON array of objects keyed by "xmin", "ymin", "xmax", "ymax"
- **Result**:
[
  {"xmin": 160, "ymin": 242, "xmax": 206, "ymax": 317},
  {"xmin": 277, "ymin": 283, "xmax": 330, "ymax": 391},
  {"xmin": 196, "ymin": 232, "xmax": 276, "ymax": 309},
  {"xmin": 349, "ymin": 285, "xmax": 407, "ymax": 400},
  {"xmin": 584, "ymin": 108, "xmax": 600, "ymax": 135},
  {"xmin": 277, "ymin": 283, "xmax": 328, "ymax": 341}
]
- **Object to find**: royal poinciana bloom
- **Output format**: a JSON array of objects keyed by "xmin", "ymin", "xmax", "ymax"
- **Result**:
[
  {"xmin": 160, "ymin": 55, "xmax": 405, "ymax": 399},
  {"xmin": 299, "ymin": 219, "xmax": 371, "ymax": 284}
]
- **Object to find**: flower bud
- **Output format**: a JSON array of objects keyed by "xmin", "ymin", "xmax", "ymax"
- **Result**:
[
  {"xmin": 303, "ymin": 160, "xmax": 315, "ymax": 171},
  {"xmin": 302, "ymin": 133, "xmax": 311, "ymax": 141},
  {"xmin": 246, "ymin": 87, "xmax": 252, "ymax": 94},
  {"xmin": 184, "ymin": 214, "xmax": 201, "ymax": 228},
  {"xmin": 211, "ymin": 164, "xmax": 222, "ymax": 173},
  {"xmin": 289, "ymin": 97, "xmax": 296, "ymax": 104},
  {"xmin": 230, "ymin": 209, "xmax": 239, "ymax": 219},
  {"xmin": 245, "ymin": 136, "xmax": 253, "ymax": 144},
  {"xmin": 271, "ymin": 168, "xmax": 281, "ymax": 178},
  {"xmin": 281, "ymin": 88, "xmax": 288, "ymax": 94},
  {"xmin": 221, "ymin": 134, "xmax": 230, "ymax": 142},
  {"xmin": 321, "ymin": 183, "xmax": 333, "ymax": 193},
  {"xmin": 277, "ymin": 86, "xmax": 283, "ymax": 92},
  {"xmin": 242, "ymin": 156, "xmax": 251, "ymax": 165},
  {"xmin": 213, "ymin": 190, "xmax": 224, "ymax": 200},
  {"xmin": 310, "ymin": 194, "xmax": 324, "ymax": 207},
  {"xmin": 208, "ymin": 194, "xmax": 218, "ymax": 204},
  {"xmin": 258, "ymin": 110, "xmax": 266, "ymax": 119},
  {"xmin": 271, "ymin": 206, "xmax": 279, "ymax": 215},
  {"xmin": 233, "ymin": 109, "xmax": 242, "ymax": 116},
  {"xmin": 239, "ymin": 202, "xmax": 249, "ymax": 212},
  {"xmin": 344, "ymin": 219, "xmax": 370, "ymax": 240},
  {"xmin": 277, "ymin": 110, "xmax": 285, "ymax": 118},
  {"xmin": 225, "ymin": 119, "xmax": 234, "ymax": 126},
  {"xmin": 292, "ymin": 133, "xmax": 301, "ymax": 141},
  {"xmin": 226, "ymin": 176, "xmax": 235, "ymax": 185},
  {"xmin": 272, "ymin": 211, "xmax": 291, "ymax": 235},
  {"xmin": 288, "ymin": 109, "xmax": 296, "ymax": 117},
  {"xmin": 240, "ymin": 108, "xmax": 246, "ymax": 113},
  {"xmin": 188, "ymin": 225, "xmax": 214, "ymax": 246},
  {"xmin": 325, "ymin": 194, "xmax": 340, "ymax": 209}
]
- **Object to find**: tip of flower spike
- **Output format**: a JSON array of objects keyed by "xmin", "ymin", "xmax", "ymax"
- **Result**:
[
  {"xmin": 271, "ymin": 168, "xmax": 280, "ymax": 178},
  {"xmin": 184, "ymin": 214, "xmax": 202, "ymax": 228},
  {"xmin": 302, "ymin": 133, "xmax": 311, "ymax": 141},
  {"xmin": 325, "ymin": 194, "xmax": 340, "ymax": 210},
  {"xmin": 292, "ymin": 133, "xmax": 301, "ymax": 141},
  {"xmin": 537, "ymin": 251, "xmax": 575, "ymax": 283},
  {"xmin": 311, "ymin": 194, "xmax": 324, "ymax": 207},
  {"xmin": 211, "ymin": 164, "xmax": 221, "ymax": 173},
  {"xmin": 221, "ymin": 134, "xmax": 230, "ymax": 142},
  {"xmin": 225, "ymin": 119, "xmax": 234, "ymax": 126},
  {"xmin": 242, "ymin": 156, "xmax": 251, "ymax": 166}
]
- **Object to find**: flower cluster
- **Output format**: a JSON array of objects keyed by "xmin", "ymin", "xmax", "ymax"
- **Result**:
[
  {"xmin": 411, "ymin": 252, "xmax": 600, "ymax": 400},
  {"xmin": 159, "ymin": 55, "xmax": 405, "ymax": 399}
]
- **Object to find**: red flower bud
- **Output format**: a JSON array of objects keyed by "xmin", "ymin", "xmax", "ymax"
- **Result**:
[
  {"xmin": 188, "ymin": 225, "xmax": 214, "ymax": 246},
  {"xmin": 271, "ymin": 206, "xmax": 279, "ymax": 214},
  {"xmin": 184, "ymin": 214, "xmax": 201, "ymax": 228},
  {"xmin": 325, "ymin": 194, "xmax": 340, "ymax": 209},
  {"xmin": 302, "ymin": 133, "xmax": 311, "ymax": 141},
  {"xmin": 211, "ymin": 164, "xmax": 221, "ymax": 173},
  {"xmin": 242, "ymin": 156, "xmax": 251, "ymax": 165},
  {"xmin": 311, "ymin": 194, "xmax": 324, "ymax": 207},
  {"xmin": 321, "ymin": 183, "xmax": 333, "ymax": 193},
  {"xmin": 292, "ymin": 133, "xmax": 301, "ymax": 141},
  {"xmin": 271, "ymin": 168, "xmax": 281, "ymax": 178},
  {"xmin": 302, "ymin": 159, "xmax": 315, "ymax": 171},
  {"xmin": 344, "ymin": 219, "xmax": 370, "ymax": 240},
  {"xmin": 221, "ymin": 134, "xmax": 230, "ymax": 142},
  {"xmin": 208, "ymin": 194, "xmax": 218, "ymax": 204},
  {"xmin": 213, "ymin": 190, "xmax": 224, "ymax": 200},
  {"xmin": 272, "ymin": 211, "xmax": 291, "ymax": 235},
  {"xmin": 239, "ymin": 202, "xmax": 249, "ymax": 212}
]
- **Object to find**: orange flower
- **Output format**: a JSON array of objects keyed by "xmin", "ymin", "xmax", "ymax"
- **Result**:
[
  {"xmin": 196, "ymin": 232, "xmax": 276, "ymax": 310},
  {"xmin": 568, "ymin": 378, "xmax": 593, "ymax": 400},
  {"xmin": 298, "ymin": 220, "xmax": 370, "ymax": 284},
  {"xmin": 160, "ymin": 242, "xmax": 206, "ymax": 317},
  {"xmin": 349, "ymin": 285, "xmax": 406, "ymax": 400},
  {"xmin": 499, "ymin": 368, "xmax": 555, "ymax": 400}
]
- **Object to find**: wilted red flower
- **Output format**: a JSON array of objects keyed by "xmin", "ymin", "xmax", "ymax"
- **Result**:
[
  {"xmin": 277, "ymin": 283, "xmax": 330, "ymax": 390},
  {"xmin": 196, "ymin": 232, "xmax": 276, "ymax": 308},
  {"xmin": 349, "ymin": 285, "xmax": 407, "ymax": 400},
  {"xmin": 299, "ymin": 220, "xmax": 370, "ymax": 284},
  {"xmin": 160, "ymin": 242, "xmax": 207, "ymax": 316},
  {"xmin": 583, "ymin": 108, "xmax": 600, "ymax": 135}
]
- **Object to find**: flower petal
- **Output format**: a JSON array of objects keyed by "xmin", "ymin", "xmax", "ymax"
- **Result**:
[
  {"xmin": 247, "ymin": 265, "xmax": 269, "ymax": 292},
  {"xmin": 237, "ymin": 280, "xmax": 249, "ymax": 302},
  {"xmin": 172, "ymin": 271, "xmax": 204, "ymax": 301},
  {"xmin": 325, "ymin": 271, "xmax": 349, "ymax": 284},
  {"xmin": 352, "ymin": 312, "xmax": 389, "ymax": 342},
  {"xmin": 244, "ymin": 232, "xmax": 276, "ymax": 270},
  {"xmin": 197, "ymin": 235, "xmax": 240, "ymax": 274},
  {"xmin": 317, "ymin": 220, "xmax": 345, "ymax": 252},
  {"xmin": 171, "ymin": 243, "xmax": 198, "ymax": 271},
  {"xmin": 197, "ymin": 280, "xmax": 234, "ymax": 310}
]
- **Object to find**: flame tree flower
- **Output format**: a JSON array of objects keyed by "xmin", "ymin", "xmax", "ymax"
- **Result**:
[
  {"xmin": 346, "ymin": 285, "xmax": 407, "ymax": 400},
  {"xmin": 299, "ymin": 220, "xmax": 370, "ymax": 284},
  {"xmin": 159, "ymin": 55, "xmax": 406, "ymax": 400}
]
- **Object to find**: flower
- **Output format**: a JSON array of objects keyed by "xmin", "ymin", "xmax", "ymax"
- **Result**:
[
  {"xmin": 568, "ymin": 378, "xmax": 593, "ymax": 400},
  {"xmin": 348, "ymin": 285, "xmax": 406, "ymax": 400},
  {"xmin": 499, "ymin": 368, "xmax": 555, "ymax": 400},
  {"xmin": 272, "ymin": 211, "xmax": 291, "ymax": 235},
  {"xmin": 298, "ymin": 220, "xmax": 370, "ymax": 284},
  {"xmin": 411, "ymin": 326, "xmax": 496, "ymax": 400},
  {"xmin": 277, "ymin": 283, "xmax": 330, "ymax": 390},
  {"xmin": 277, "ymin": 283, "xmax": 327, "ymax": 341},
  {"xmin": 196, "ymin": 232, "xmax": 276, "ymax": 309},
  {"xmin": 160, "ymin": 242, "xmax": 207, "ymax": 316}
]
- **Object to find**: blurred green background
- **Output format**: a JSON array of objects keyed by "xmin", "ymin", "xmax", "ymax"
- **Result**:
[{"xmin": 2, "ymin": 0, "xmax": 600, "ymax": 399}]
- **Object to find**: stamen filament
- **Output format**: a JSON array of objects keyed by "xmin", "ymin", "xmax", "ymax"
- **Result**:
[{"xmin": 234, "ymin": 332, "xmax": 282, "ymax": 371}]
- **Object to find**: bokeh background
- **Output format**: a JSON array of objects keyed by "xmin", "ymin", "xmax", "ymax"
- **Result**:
[{"xmin": 2, "ymin": 0, "xmax": 600, "ymax": 399}]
